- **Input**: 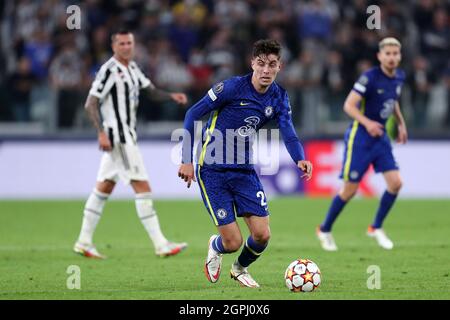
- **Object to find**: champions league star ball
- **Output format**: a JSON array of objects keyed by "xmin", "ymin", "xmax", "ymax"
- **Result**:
[{"xmin": 285, "ymin": 259, "xmax": 321, "ymax": 292}]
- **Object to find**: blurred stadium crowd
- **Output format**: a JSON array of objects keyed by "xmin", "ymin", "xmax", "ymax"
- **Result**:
[{"xmin": 0, "ymin": 0, "xmax": 449, "ymax": 136}]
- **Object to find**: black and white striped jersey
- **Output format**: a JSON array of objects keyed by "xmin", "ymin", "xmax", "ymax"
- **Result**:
[{"xmin": 89, "ymin": 57, "xmax": 154, "ymax": 145}]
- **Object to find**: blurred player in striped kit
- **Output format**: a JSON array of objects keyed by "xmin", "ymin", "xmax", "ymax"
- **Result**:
[{"xmin": 74, "ymin": 30, "xmax": 188, "ymax": 259}]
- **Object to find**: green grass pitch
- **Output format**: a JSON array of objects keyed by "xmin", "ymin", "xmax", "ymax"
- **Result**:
[{"xmin": 0, "ymin": 198, "xmax": 449, "ymax": 300}]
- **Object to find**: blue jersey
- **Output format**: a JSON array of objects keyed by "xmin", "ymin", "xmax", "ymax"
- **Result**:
[
  {"xmin": 340, "ymin": 66, "xmax": 405, "ymax": 182},
  {"xmin": 348, "ymin": 66, "xmax": 405, "ymax": 146},
  {"xmin": 182, "ymin": 73, "xmax": 305, "ymax": 170}
]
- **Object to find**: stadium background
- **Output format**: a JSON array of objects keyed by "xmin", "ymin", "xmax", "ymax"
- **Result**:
[
  {"xmin": 0, "ymin": 0, "xmax": 448, "ymax": 199},
  {"xmin": 0, "ymin": 0, "xmax": 450, "ymax": 301}
]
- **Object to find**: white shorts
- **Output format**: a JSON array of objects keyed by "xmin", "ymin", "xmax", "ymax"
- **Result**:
[{"xmin": 96, "ymin": 143, "xmax": 148, "ymax": 184}]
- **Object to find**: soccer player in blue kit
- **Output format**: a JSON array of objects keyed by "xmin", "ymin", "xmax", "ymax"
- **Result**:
[
  {"xmin": 178, "ymin": 39, "xmax": 313, "ymax": 288},
  {"xmin": 317, "ymin": 37, "xmax": 408, "ymax": 251}
]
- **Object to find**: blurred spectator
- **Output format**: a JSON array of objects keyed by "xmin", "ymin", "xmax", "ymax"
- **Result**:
[
  {"xmin": 380, "ymin": 2, "xmax": 407, "ymax": 39},
  {"xmin": 295, "ymin": 0, "xmax": 337, "ymax": 43},
  {"xmin": 187, "ymin": 48, "xmax": 213, "ymax": 101},
  {"xmin": 322, "ymin": 50, "xmax": 348, "ymax": 121},
  {"xmin": 445, "ymin": 65, "xmax": 450, "ymax": 128},
  {"xmin": 7, "ymin": 56, "xmax": 35, "ymax": 122},
  {"xmin": 255, "ymin": 0, "xmax": 292, "ymax": 39},
  {"xmin": 420, "ymin": 8, "xmax": 449, "ymax": 76},
  {"xmin": 0, "ymin": 0, "xmax": 448, "ymax": 135},
  {"xmin": 49, "ymin": 43, "xmax": 84, "ymax": 128},
  {"xmin": 214, "ymin": 0, "xmax": 251, "ymax": 28},
  {"xmin": 89, "ymin": 26, "xmax": 111, "ymax": 68},
  {"xmin": 268, "ymin": 27, "xmax": 293, "ymax": 64},
  {"xmin": 168, "ymin": 10, "xmax": 199, "ymax": 62},
  {"xmin": 283, "ymin": 50, "xmax": 323, "ymax": 131},
  {"xmin": 407, "ymin": 56, "xmax": 436, "ymax": 129},
  {"xmin": 85, "ymin": 0, "xmax": 108, "ymax": 30},
  {"xmin": 153, "ymin": 48, "xmax": 193, "ymax": 120},
  {"xmin": 24, "ymin": 29, "xmax": 54, "ymax": 81},
  {"xmin": 413, "ymin": 0, "xmax": 436, "ymax": 33},
  {"xmin": 138, "ymin": 13, "xmax": 167, "ymax": 44},
  {"xmin": 172, "ymin": 0, "xmax": 208, "ymax": 26},
  {"xmin": 205, "ymin": 29, "xmax": 236, "ymax": 83}
]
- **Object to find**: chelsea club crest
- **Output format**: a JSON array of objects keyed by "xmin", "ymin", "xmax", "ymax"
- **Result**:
[
  {"xmin": 216, "ymin": 208, "xmax": 227, "ymax": 219},
  {"xmin": 213, "ymin": 82, "xmax": 224, "ymax": 94},
  {"xmin": 264, "ymin": 106, "xmax": 274, "ymax": 118}
]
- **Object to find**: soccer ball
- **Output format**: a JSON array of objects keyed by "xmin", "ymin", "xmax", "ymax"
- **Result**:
[{"xmin": 285, "ymin": 259, "xmax": 321, "ymax": 292}]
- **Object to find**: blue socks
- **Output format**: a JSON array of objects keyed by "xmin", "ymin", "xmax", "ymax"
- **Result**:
[
  {"xmin": 211, "ymin": 235, "xmax": 227, "ymax": 254},
  {"xmin": 237, "ymin": 236, "xmax": 268, "ymax": 268},
  {"xmin": 372, "ymin": 190, "xmax": 397, "ymax": 229},
  {"xmin": 211, "ymin": 235, "xmax": 268, "ymax": 268},
  {"xmin": 320, "ymin": 195, "xmax": 347, "ymax": 232}
]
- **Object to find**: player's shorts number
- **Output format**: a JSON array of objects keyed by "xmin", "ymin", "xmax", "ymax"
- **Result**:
[{"xmin": 256, "ymin": 191, "xmax": 267, "ymax": 206}]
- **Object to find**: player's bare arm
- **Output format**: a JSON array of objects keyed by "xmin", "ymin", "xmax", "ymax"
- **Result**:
[
  {"xmin": 178, "ymin": 163, "xmax": 196, "ymax": 188},
  {"xmin": 147, "ymin": 86, "xmax": 188, "ymax": 105},
  {"xmin": 394, "ymin": 102, "xmax": 408, "ymax": 144},
  {"xmin": 344, "ymin": 90, "xmax": 384, "ymax": 137},
  {"xmin": 298, "ymin": 160, "xmax": 313, "ymax": 181},
  {"xmin": 85, "ymin": 94, "xmax": 112, "ymax": 151}
]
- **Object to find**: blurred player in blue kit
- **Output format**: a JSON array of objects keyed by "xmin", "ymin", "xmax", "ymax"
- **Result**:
[
  {"xmin": 317, "ymin": 37, "xmax": 408, "ymax": 251},
  {"xmin": 178, "ymin": 39, "xmax": 313, "ymax": 288}
]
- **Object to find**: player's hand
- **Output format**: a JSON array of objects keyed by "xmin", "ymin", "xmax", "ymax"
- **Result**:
[
  {"xmin": 365, "ymin": 120, "xmax": 384, "ymax": 137},
  {"xmin": 396, "ymin": 124, "xmax": 408, "ymax": 144},
  {"xmin": 98, "ymin": 131, "xmax": 112, "ymax": 151},
  {"xmin": 178, "ymin": 163, "xmax": 196, "ymax": 188},
  {"xmin": 170, "ymin": 93, "xmax": 188, "ymax": 106},
  {"xmin": 298, "ymin": 160, "xmax": 313, "ymax": 181}
]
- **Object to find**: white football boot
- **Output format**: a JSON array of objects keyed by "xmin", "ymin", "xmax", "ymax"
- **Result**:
[
  {"xmin": 204, "ymin": 235, "xmax": 223, "ymax": 283},
  {"xmin": 367, "ymin": 226, "xmax": 394, "ymax": 250},
  {"xmin": 316, "ymin": 226, "xmax": 338, "ymax": 251},
  {"xmin": 230, "ymin": 261, "xmax": 260, "ymax": 288},
  {"xmin": 73, "ymin": 241, "xmax": 106, "ymax": 259},
  {"xmin": 155, "ymin": 241, "xmax": 188, "ymax": 257}
]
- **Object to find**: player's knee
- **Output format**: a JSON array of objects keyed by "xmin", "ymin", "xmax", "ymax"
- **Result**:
[
  {"xmin": 96, "ymin": 180, "xmax": 115, "ymax": 194},
  {"xmin": 389, "ymin": 178, "xmax": 403, "ymax": 193},
  {"xmin": 252, "ymin": 229, "xmax": 271, "ymax": 245},
  {"xmin": 222, "ymin": 236, "xmax": 243, "ymax": 253},
  {"xmin": 339, "ymin": 188, "xmax": 357, "ymax": 201}
]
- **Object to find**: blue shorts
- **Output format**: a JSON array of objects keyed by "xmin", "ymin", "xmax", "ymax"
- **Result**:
[
  {"xmin": 196, "ymin": 165, "xmax": 269, "ymax": 226},
  {"xmin": 340, "ymin": 139, "xmax": 399, "ymax": 182}
]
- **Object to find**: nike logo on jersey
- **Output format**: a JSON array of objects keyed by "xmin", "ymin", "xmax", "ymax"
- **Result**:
[{"xmin": 240, "ymin": 101, "xmax": 250, "ymax": 106}]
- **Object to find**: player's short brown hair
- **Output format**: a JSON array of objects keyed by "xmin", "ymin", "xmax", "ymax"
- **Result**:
[
  {"xmin": 252, "ymin": 39, "xmax": 282, "ymax": 59},
  {"xmin": 111, "ymin": 29, "xmax": 132, "ymax": 43}
]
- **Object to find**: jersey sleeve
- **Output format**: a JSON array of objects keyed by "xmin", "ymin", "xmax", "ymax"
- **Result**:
[
  {"xmin": 89, "ymin": 66, "xmax": 115, "ymax": 101},
  {"xmin": 133, "ymin": 64, "xmax": 155, "ymax": 90},
  {"xmin": 276, "ymin": 92, "xmax": 305, "ymax": 163},
  {"xmin": 181, "ymin": 79, "xmax": 235, "ymax": 163},
  {"xmin": 396, "ymin": 69, "xmax": 406, "ymax": 99},
  {"xmin": 352, "ymin": 71, "xmax": 373, "ymax": 98}
]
